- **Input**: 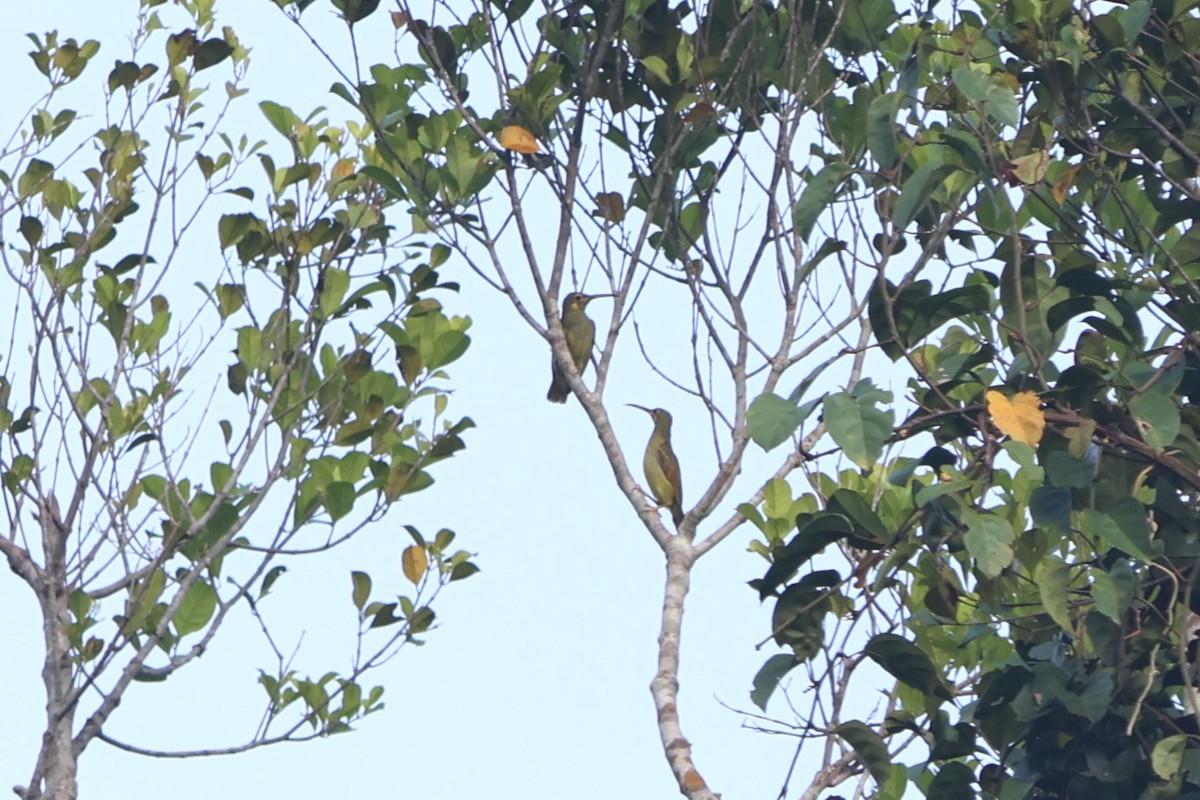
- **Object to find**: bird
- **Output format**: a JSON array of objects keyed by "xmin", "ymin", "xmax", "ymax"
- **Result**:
[
  {"xmin": 629, "ymin": 404, "xmax": 684, "ymax": 527},
  {"xmin": 546, "ymin": 292, "xmax": 611, "ymax": 403}
]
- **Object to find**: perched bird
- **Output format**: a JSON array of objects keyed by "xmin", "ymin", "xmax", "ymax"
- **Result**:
[
  {"xmin": 546, "ymin": 292, "xmax": 611, "ymax": 403},
  {"xmin": 629, "ymin": 404, "xmax": 684, "ymax": 527}
]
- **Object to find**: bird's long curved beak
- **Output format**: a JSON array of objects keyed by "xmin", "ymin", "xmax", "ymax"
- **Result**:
[{"xmin": 627, "ymin": 403, "xmax": 652, "ymax": 414}]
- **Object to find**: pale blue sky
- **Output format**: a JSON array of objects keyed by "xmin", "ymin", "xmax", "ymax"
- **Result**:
[{"xmin": 0, "ymin": 3, "xmax": 828, "ymax": 799}]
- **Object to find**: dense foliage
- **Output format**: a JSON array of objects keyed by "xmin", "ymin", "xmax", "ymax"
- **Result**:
[
  {"xmin": 1, "ymin": 3, "xmax": 476, "ymax": 798},
  {"xmin": 280, "ymin": 0, "xmax": 1200, "ymax": 796}
]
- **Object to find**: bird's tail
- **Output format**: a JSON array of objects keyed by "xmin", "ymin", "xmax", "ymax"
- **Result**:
[{"xmin": 547, "ymin": 367, "xmax": 569, "ymax": 403}]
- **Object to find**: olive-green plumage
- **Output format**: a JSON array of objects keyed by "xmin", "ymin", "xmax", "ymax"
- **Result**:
[
  {"xmin": 629, "ymin": 404, "xmax": 684, "ymax": 527},
  {"xmin": 547, "ymin": 292, "xmax": 609, "ymax": 403}
]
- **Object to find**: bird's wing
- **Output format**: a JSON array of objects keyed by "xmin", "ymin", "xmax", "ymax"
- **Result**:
[
  {"xmin": 657, "ymin": 444, "xmax": 682, "ymax": 503},
  {"xmin": 567, "ymin": 317, "xmax": 596, "ymax": 369}
]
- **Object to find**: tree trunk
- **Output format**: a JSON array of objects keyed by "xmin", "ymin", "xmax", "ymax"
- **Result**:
[
  {"xmin": 25, "ymin": 499, "xmax": 78, "ymax": 800},
  {"xmin": 651, "ymin": 537, "xmax": 717, "ymax": 800}
]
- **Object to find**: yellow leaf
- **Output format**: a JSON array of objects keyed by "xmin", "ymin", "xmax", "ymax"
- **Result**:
[
  {"xmin": 986, "ymin": 390, "xmax": 1045, "ymax": 445},
  {"xmin": 1009, "ymin": 151, "xmax": 1049, "ymax": 185},
  {"xmin": 499, "ymin": 125, "xmax": 540, "ymax": 154},
  {"xmin": 1052, "ymin": 164, "xmax": 1081, "ymax": 204},
  {"xmin": 402, "ymin": 544, "xmax": 428, "ymax": 585},
  {"xmin": 331, "ymin": 158, "xmax": 355, "ymax": 180}
]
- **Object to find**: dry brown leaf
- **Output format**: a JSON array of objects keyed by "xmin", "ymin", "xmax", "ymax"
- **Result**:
[
  {"xmin": 682, "ymin": 102, "xmax": 717, "ymax": 123},
  {"xmin": 595, "ymin": 191, "xmax": 625, "ymax": 223},
  {"xmin": 1052, "ymin": 164, "xmax": 1081, "ymax": 204}
]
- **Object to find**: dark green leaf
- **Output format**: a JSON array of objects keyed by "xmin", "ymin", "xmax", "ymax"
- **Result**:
[
  {"xmin": 260, "ymin": 566, "xmax": 287, "ymax": 598},
  {"xmin": 826, "ymin": 489, "xmax": 889, "ymax": 548},
  {"xmin": 792, "ymin": 162, "xmax": 852, "ymax": 242},
  {"xmin": 893, "ymin": 158, "xmax": 953, "ymax": 230},
  {"xmin": 1029, "ymin": 486, "xmax": 1070, "ymax": 532},
  {"xmin": 867, "ymin": 93, "xmax": 899, "ymax": 169},
  {"xmin": 835, "ymin": 721, "xmax": 892, "ymax": 784},
  {"xmin": 750, "ymin": 654, "xmax": 799, "ymax": 711},
  {"xmin": 926, "ymin": 762, "xmax": 976, "ymax": 800},
  {"xmin": 193, "ymin": 38, "xmax": 234, "ymax": 71},
  {"xmin": 865, "ymin": 633, "xmax": 952, "ymax": 701},
  {"xmin": 754, "ymin": 514, "xmax": 852, "ymax": 598}
]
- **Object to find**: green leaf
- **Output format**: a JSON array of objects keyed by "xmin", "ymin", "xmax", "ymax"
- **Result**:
[
  {"xmin": 750, "ymin": 654, "xmax": 799, "ymax": 711},
  {"xmin": 834, "ymin": 721, "xmax": 892, "ymax": 784},
  {"xmin": 754, "ymin": 514, "xmax": 852, "ymax": 598},
  {"xmin": 747, "ymin": 393, "xmax": 805, "ymax": 451},
  {"xmin": 318, "ymin": 268, "xmax": 351, "ymax": 318},
  {"xmin": 450, "ymin": 561, "xmax": 479, "ymax": 581},
  {"xmin": 218, "ymin": 213, "xmax": 257, "ymax": 250},
  {"xmin": 260, "ymin": 566, "xmax": 287, "ymax": 598},
  {"xmin": 892, "ymin": 157, "xmax": 951, "ymax": 230},
  {"xmin": 1153, "ymin": 734, "xmax": 1188, "ymax": 779},
  {"xmin": 951, "ymin": 66, "xmax": 991, "ymax": 102},
  {"xmin": 985, "ymin": 84, "xmax": 1019, "ymax": 128},
  {"xmin": 864, "ymin": 633, "xmax": 952, "ymax": 701},
  {"xmin": 1045, "ymin": 451, "xmax": 1093, "ymax": 488},
  {"xmin": 792, "ymin": 162, "xmax": 852, "ymax": 242},
  {"xmin": 826, "ymin": 489, "xmax": 889, "ymax": 548},
  {"xmin": 1090, "ymin": 559, "xmax": 1135, "ymax": 622},
  {"xmin": 215, "ymin": 284, "xmax": 245, "ymax": 319},
  {"xmin": 761, "ymin": 478, "xmax": 793, "ymax": 520},
  {"xmin": 1036, "ymin": 554, "xmax": 1072, "ymax": 631},
  {"xmin": 772, "ymin": 570, "xmax": 838, "ymax": 659},
  {"xmin": 325, "ymin": 482, "xmax": 355, "ymax": 521},
  {"xmin": 1129, "ymin": 391, "xmax": 1179, "ymax": 451},
  {"xmin": 193, "ymin": 38, "xmax": 234, "ymax": 71},
  {"xmin": 17, "ymin": 158, "xmax": 54, "ymax": 199},
  {"xmin": 641, "ymin": 55, "xmax": 672, "ymax": 84},
  {"xmin": 927, "ymin": 762, "xmax": 976, "ymax": 800},
  {"xmin": 351, "ymin": 570, "xmax": 371, "ymax": 611},
  {"xmin": 334, "ymin": 0, "xmax": 381, "ymax": 23},
  {"xmin": 1079, "ymin": 506, "xmax": 1157, "ymax": 562},
  {"xmin": 409, "ymin": 605, "xmax": 435, "ymax": 633},
  {"xmin": 259, "ymin": 101, "xmax": 295, "ymax": 137},
  {"xmin": 962, "ymin": 510, "xmax": 1014, "ymax": 578},
  {"xmin": 430, "ymin": 330, "xmax": 470, "ymax": 368},
  {"xmin": 823, "ymin": 391, "xmax": 893, "ymax": 469},
  {"xmin": 210, "ymin": 461, "xmax": 234, "ymax": 492},
  {"xmin": 173, "ymin": 580, "xmax": 218, "ymax": 636},
  {"xmin": 1029, "ymin": 485, "xmax": 1070, "ymax": 532},
  {"xmin": 19, "ymin": 215, "xmax": 43, "ymax": 247},
  {"xmin": 867, "ymin": 93, "xmax": 899, "ymax": 169},
  {"xmin": 1124, "ymin": 0, "xmax": 1152, "ymax": 41}
]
